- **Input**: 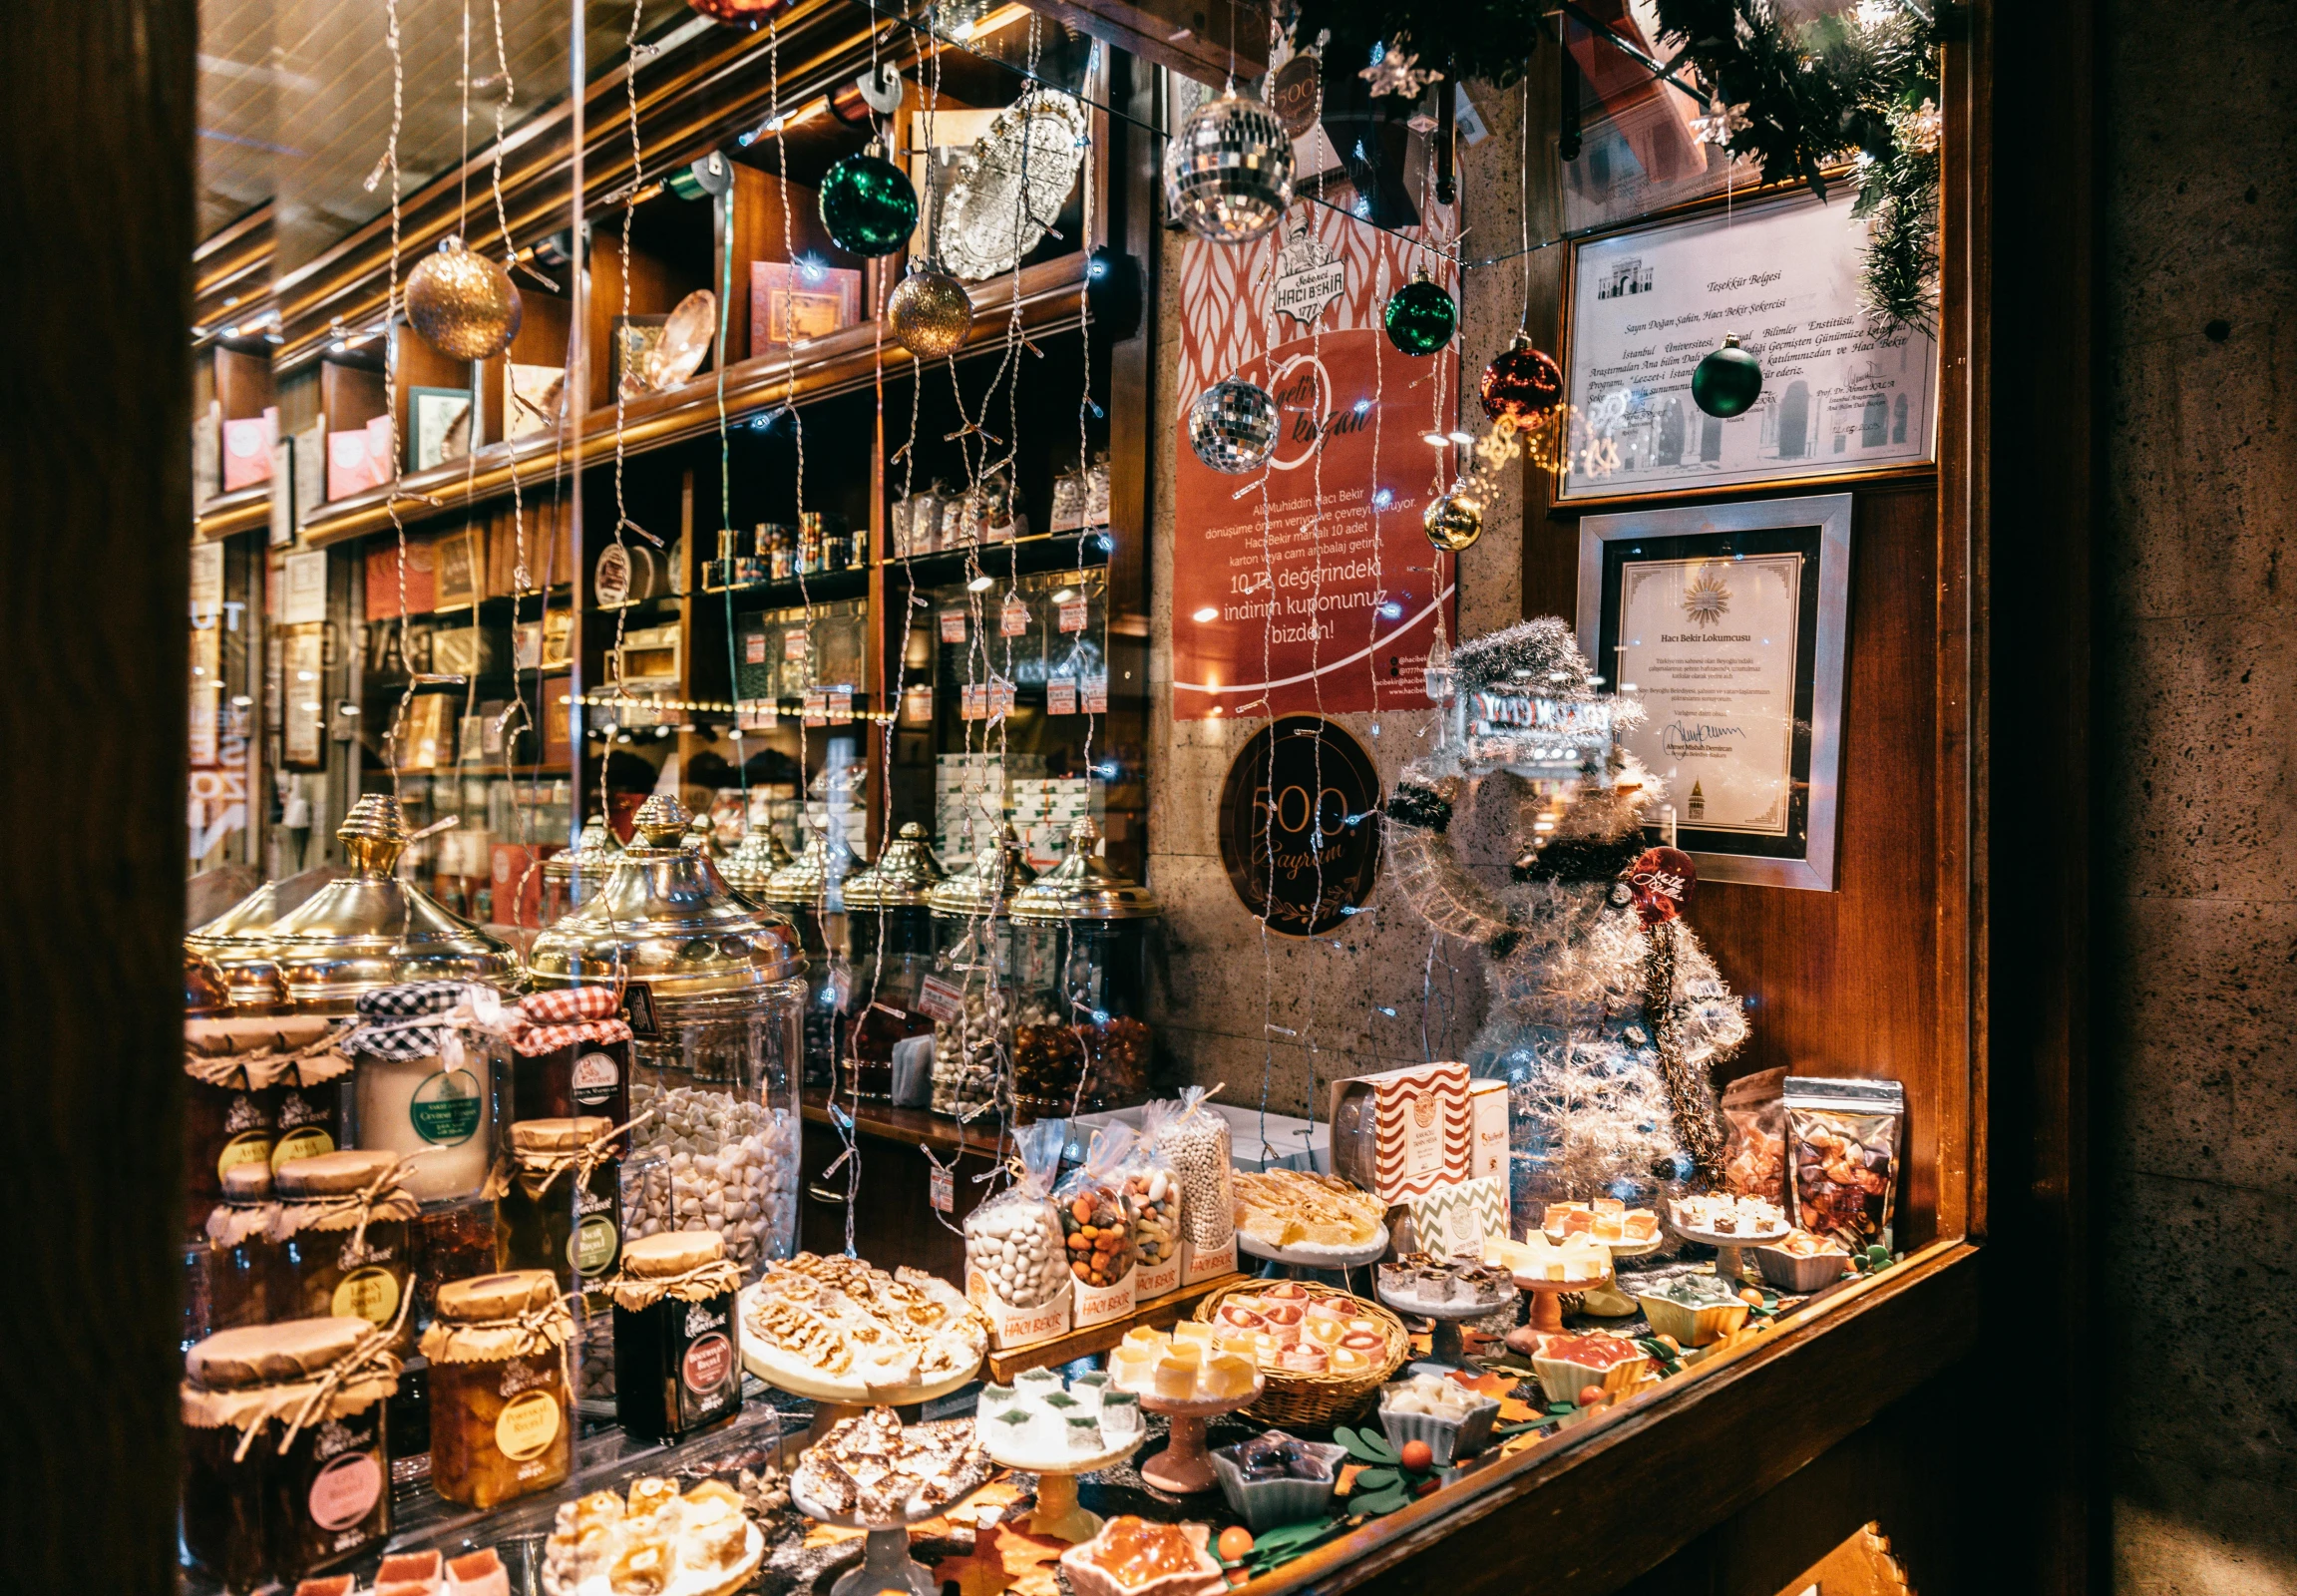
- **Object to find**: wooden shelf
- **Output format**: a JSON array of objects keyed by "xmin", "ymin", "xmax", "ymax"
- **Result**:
[
  {"xmin": 193, "ymin": 485, "xmax": 270, "ymax": 542},
  {"xmin": 799, "ymin": 1087, "xmax": 1009, "ymax": 1160},
  {"xmin": 295, "ymin": 254, "xmax": 1089, "ymax": 551},
  {"xmin": 983, "ymin": 1274, "xmax": 1251, "ymax": 1384}
]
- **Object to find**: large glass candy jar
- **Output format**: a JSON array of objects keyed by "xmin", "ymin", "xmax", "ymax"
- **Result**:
[
  {"xmin": 925, "ymin": 824, "xmax": 1036, "ymax": 1121},
  {"xmin": 840, "ymin": 823, "xmax": 948, "ymax": 1101},
  {"xmin": 1007, "ymin": 818, "xmax": 1161, "ymax": 1121},
  {"xmin": 540, "ymin": 819, "xmax": 625, "ymax": 927},
  {"xmin": 752, "ymin": 814, "xmax": 868, "ymax": 1089},
  {"xmin": 527, "ymin": 796, "xmax": 803, "ymax": 1280}
]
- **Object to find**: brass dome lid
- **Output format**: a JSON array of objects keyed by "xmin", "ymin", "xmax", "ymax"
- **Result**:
[
  {"xmin": 541, "ymin": 819, "xmax": 625, "ymax": 910},
  {"xmin": 188, "ymin": 882, "xmax": 286, "ymax": 1007},
  {"xmin": 844, "ymin": 823, "xmax": 947, "ymax": 910},
  {"xmin": 686, "ymin": 809, "xmax": 722, "ymax": 859},
  {"xmin": 756, "ymin": 814, "xmax": 868, "ymax": 908},
  {"xmin": 526, "ymin": 794, "xmax": 804, "ymax": 993},
  {"xmin": 718, "ymin": 824, "xmax": 795, "ymax": 895},
  {"xmin": 1009, "ymin": 818, "xmax": 1161, "ymax": 922},
  {"xmin": 263, "ymin": 795, "xmax": 515, "ymax": 1008},
  {"xmin": 926, "ymin": 824, "xmax": 1038, "ymax": 919}
]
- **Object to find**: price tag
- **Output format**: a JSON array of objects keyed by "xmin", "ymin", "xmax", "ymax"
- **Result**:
[
  {"xmin": 940, "ymin": 610, "xmax": 967, "ymax": 643},
  {"xmin": 918, "ymin": 976, "xmax": 964, "ymax": 1022},
  {"xmin": 744, "ymin": 632, "xmax": 767, "ymax": 664},
  {"xmin": 827, "ymin": 686, "xmax": 854, "ymax": 724},
  {"xmin": 784, "ymin": 628, "xmax": 810, "ymax": 660},
  {"xmin": 803, "ymin": 689, "xmax": 828, "ymax": 726},
  {"xmin": 960, "ymin": 683, "xmax": 984, "ymax": 720},
  {"xmin": 1083, "ymin": 675, "xmax": 1109, "ymax": 714},
  {"xmin": 999, "ymin": 594, "xmax": 1029, "ymax": 637},
  {"xmin": 929, "ymin": 1164, "xmax": 955, "ymax": 1213},
  {"xmin": 1047, "ymin": 677, "xmax": 1077, "ymax": 715},
  {"xmin": 737, "ymin": 698, "xmax": 777, "ymax": 730},
  {"xmin": 1058, "ymin": 598, "xmax": 1089, "ymax": 634},
  {"xmin": 989, "ymin": 679, "xmax": 1016, "ymax": 718}
]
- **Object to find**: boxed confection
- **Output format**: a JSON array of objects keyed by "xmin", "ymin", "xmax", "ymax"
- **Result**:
[{"xmin": 1329, "ymin": 1060, "xmax": 1474, "ymax": 1204}]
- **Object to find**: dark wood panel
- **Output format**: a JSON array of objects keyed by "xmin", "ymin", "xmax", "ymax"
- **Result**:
[
  {"xmin": 321, "ymin": 356, "xmax": 388, "ymax": 435},
  {"xmin": 0, "ymin": 2, "xmax": 195, "ymax": 1594},
  {"xmin": 795, "ymin": 1106, "xmax": 1000, "ymax": 1274},
  {"xmin": 213, "ymin": 343, "xmax": 275, "ymax": 420}
]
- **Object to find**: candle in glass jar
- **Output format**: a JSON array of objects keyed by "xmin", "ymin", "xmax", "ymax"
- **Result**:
[{"xmin": 354, "ymin": 1052, "xmax": 495, "ymax": 1201}]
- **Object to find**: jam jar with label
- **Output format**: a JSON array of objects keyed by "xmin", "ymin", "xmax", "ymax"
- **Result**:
[
  {"xmin": 495, "ymin": 1116, "xmax": 624, "ymax": 1289},
  {"xmin": 271, "ymin": 1150, "xmax": 420, "ymax": 1355},
  {"xmin": 202, "ymin": 1161, "xmax": 284, "ymax": 1333},
  {"xmin": 182, "ymin": 1014, "xmax": 349, "ymax": 1240},
  {"xmin": 609, "ymin": 1230, "xmax": 744, "ymax": 1443},
  {"xmin": 420, "ymin": 1271, "xmax": 574, "ymax": 1510},
  {"xmin": 181, "ymin": 1317, "xmax": 399, "ymax": 1590}
]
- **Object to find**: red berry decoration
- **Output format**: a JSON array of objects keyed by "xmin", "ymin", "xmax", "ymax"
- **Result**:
[
  {"xmin": 1217, "ymin": 1526, "xmax": 1256, "ymax": 1561},
  {"xmin": 1478, "ymin": 331, "xmax": 1564, "ymax": 423},
  {"xmin": 1576, "ymin": 1385, "xmax": 1606, "ymax": 1407},
  {"xmin": 1416, "ymin": 1477, "xmax": 1442, "ymax": 1497},
  {"xmin": 1398, "ymin": 1438, "xmax": 1434, "ymax": 1472}
]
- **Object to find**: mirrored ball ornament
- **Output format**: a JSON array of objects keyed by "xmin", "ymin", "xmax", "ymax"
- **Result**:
[
  {"xmin": 887, "ymin": 258, "xmax": 973, "ymax": 359},
  {"xmin": 406, "ymin": 235, "xmax": 523, "ymax": 361},
  {"xmin": 1384, "ymin": 268, "xmax": 1456, "ymax": 357},
  {"xmin": 819, "ymin": 147, "xmax": 919, "ymax": 257},
  {"xmin": 1423, "ymin": 489, "xmax": 1483, "ymax": 553},
  {"xmin": 1188, "ymin": 377, "xmax": 1280, "ymax": 474},
  {"xmin": 1691, "ymin": 332, "xmax": 1763, "ymax": 418},
  {"xmin": 1163, "ymin": 86, "xmax": 1296, "ymax": 245},
  {"xmin": 1479, "ymin": 332, "xmax": 1565, "ymax": 423}
]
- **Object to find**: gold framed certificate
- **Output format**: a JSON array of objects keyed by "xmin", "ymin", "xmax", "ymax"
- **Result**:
[{"xmin": 1576, "ymin": 493, "xmax": 1851, "ymax": 891}]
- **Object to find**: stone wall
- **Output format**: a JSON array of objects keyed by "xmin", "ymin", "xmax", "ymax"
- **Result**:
[{"xmin": 2099, "ymin": 1, "xmax": 2297, "ymax": 1586}]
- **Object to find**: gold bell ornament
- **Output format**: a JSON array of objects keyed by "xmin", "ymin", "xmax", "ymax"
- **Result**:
[{"xmin": 1423, "ymin": 486, "xmax": 1484, "ymax": 554}]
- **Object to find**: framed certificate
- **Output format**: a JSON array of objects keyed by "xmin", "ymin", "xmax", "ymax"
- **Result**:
[
  {"xmin": 1557, "ymin": 192, "xmax": 1938, "ymax": 505},
  {"xmin": 1576, "ymin": 493, "xmax": 1851, "ymax": 891}
]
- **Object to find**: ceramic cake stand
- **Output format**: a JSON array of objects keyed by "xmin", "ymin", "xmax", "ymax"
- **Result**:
[
  {"xmin": 980, "ymin": 1431, "xmax": 1140, "ymax": 1541},
  {"xmin": 1663, "ymin": 1214, "xmax": 1790, "ymax": 1288},
  {"xmin": 1374, "ymin": 1282, "xmax": 1515, "ymax": 1372},
  {"xmin": 1132, "ymin": 1379, "xmax": 1265, "ymax": 1494},
  {"xmin": 791, "ymin": 1474, "xmax": 992, "ymax": 1596},
  {"xmin": 1237, "ymin": 1234, "xmax": 1389, "ymax": 1291},
  {"xmin": 1564, "ymin": 1233, "xmax": 1662, "ymax": 1318},
  {"xmin": 1507, "ymin": 1265, "xmax": 1614, "ymax": 1340}
]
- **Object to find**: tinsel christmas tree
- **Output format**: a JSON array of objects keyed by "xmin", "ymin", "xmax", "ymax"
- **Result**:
[{"xmin": 1386, "ymin": 618, "xmax": 1747, "ymax": 1231}]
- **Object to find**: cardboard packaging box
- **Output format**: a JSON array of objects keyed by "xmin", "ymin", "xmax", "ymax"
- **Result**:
[{"xmin": 1329, "ymin": 1061, "xmax": 1474, "ymax": 1204}]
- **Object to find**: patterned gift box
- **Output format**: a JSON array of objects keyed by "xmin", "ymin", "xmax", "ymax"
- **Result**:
[{"xmin": 1397, "ymin": 1175, "xmax": 1509, "ymax": 1260}]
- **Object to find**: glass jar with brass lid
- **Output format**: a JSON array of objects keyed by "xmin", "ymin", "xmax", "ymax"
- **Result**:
[
  {"xmin": 840, "ymin": 823, "xmax": 949, "ymax": 1101},
  {"xmin": 188, "ymin": 881, "xmax": 286, "ymax": 1011},
  {"xmin": 1007, "ymin": 818, "xmax": 1162, "ymax": 1121},
  {"xmin": 925, "ymin": 823, "xmax": 1037, "ymax": 1121},
  {"xmin": 715, "ymin": 821, "xmax": 794, "ymax": 901},
  {"xmin": 753, "ymin": 812, "xmax": 869, "ymax": 1090},
  {"xmin": 271, "ymin": 1149, "xmax": 421, "ymax": 1354},
  {"xmin": 420, "ymin": 1270, "xmax": 574, "ymax": 1509},
  {"xmin": 540, "ymin": 818, "xmax": 624, "ymax": 927},
  {"xmin": 181, "ymin": 1316, "xmax": 400, "ymax": 1590},
  {"xmin": 527, "ymin": 795, "xmax": 804, "ymax": 1280},
  {"xmin": 260, "ymin": 795, "xmax": 514, "ymax": 1015}
]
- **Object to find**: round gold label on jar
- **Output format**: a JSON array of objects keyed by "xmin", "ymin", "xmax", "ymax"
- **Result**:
[
  {"xmin": 216, "ymin": 1130, "xmax": 276, "ymax": 1182},
  {"xmin": 570, "ymin": 1214, "xmax": 619, "ymax": 1278},
  {"xmin": 330, "ymin": 1266, "xmax": 401, "ymax": 1327},
  {"xmin": 495, "ymin": 1389, "xmax": 563, "ymax": 1461},
  {"xmin": 270, "ymin": 1125, "xmax": 335, "ymax": 1171}
]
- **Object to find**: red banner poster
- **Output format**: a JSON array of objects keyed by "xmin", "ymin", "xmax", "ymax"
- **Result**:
[{"xmin": 1171, "ymin": 205, "xmax": 1458, "ymax": 721}]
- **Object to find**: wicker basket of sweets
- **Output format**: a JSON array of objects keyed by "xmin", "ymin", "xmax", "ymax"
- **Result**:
[{"xmin": 1190, "ymin": 1280, "xmax": 1408, "ymax": 1427}]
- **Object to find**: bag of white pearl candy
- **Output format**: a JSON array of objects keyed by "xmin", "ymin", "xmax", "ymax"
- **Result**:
[
  {"xmin": 621, "ymin": 1084, "xmax": 800, "ymax": 1278},
  {"xmin": 962, "ymin": 1119, "xmax": 1071, "ymax": 1310},
  {"xmin": 1157, "ymin": 1084, "xmax": 1235, "ymax": 1251}
]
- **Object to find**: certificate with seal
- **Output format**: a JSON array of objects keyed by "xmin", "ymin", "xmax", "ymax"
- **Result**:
[{"xmin": 1577, "ymin": 493, "xmax": 1852, "ymax": 890}]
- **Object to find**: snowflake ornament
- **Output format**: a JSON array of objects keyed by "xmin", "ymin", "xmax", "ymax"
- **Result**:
[
  {"xmin": 1359, "ymin": 41, "xmax": 1442, "ymax": 99},
  {"xmin": 1899, "ymin": 97, "xmax": 1942, "ymax": 156},
  {"xmin": 1692, "ymin": 95, "xmax": 1751, "ymax": 148}
]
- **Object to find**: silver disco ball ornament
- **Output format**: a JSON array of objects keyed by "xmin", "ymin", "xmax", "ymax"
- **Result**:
[
  {"xmin": 1188, "ymin": 377, "xmax": 1280, "ymax": 473},
  {"xmin": 1163, "ymin": 84, "xmax": 1295, "ymax": 245}
]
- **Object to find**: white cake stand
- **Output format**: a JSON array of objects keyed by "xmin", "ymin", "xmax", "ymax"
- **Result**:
[
  {"xmin": 1373, "ymin": 1281, "xmax": 1515, "ymax": 1371},
  {"xmin": 1664, "ymin": 1207, "xmax": 1791, "ymax": 1287},
  {"xmin": 791, "ymin": 1468, "xmax": 993, "ymax": 1596},
  {"xmin": 1237, "ymin": 1233, "xmax": 1388, "ymax": 1291},
  {"xmin": 979, "ymin": 1429, "xmax": 1141, "ymax": 1541}
]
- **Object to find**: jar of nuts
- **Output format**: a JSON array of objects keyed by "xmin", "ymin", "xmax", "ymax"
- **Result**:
[
  {"xmin": 927, "ymin": 825, "xmax": 1038, "ymax": 1122},
  {"xmin": 1007, "ymin": 819, "xmax": 1161, "ymax": 1123}
]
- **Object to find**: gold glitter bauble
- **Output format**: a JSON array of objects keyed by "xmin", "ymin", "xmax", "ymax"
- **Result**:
[
  {"xmin": 887, "ymin": 259, "xmax": 973, "ymax": 359},
  {"xmin": 1423, "ymin": 490, "xmax": 1484, "ymax": 553},
  {"xmin": 406, "ymin": 235, "xmax": 523, "ymax": 361}
]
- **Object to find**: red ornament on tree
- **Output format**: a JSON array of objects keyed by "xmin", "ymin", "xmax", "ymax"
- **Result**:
[
  {"xmin": 1479, "ymin": 331, "xmax": 1565, "ymax": 424},
  {"xmin": 1624, "ymin": 847, "xmax": 1697, "ymax": 926}
]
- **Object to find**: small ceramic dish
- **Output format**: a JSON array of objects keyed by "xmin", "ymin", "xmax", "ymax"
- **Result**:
[
  {"xmin": 1209, "ymin": 1431, "xmax": 1348, "ymax": 1531},
  {"xmin": 1751, "ymin": 1238, "xmax": 1852, "ymax": 1294},
  {"xmin": 1058, "ymin": 1518, "xmax": 1226, "ymax": 1596},
  {"xmin": 1528, "ymin": 1334, "xmax": 1652, "ymax": 1405},
  {"xmin": 1375, "ymin": 1382, "xmax": 1501, "ymax": 1466},
  {"xmin": 1635, "ymin": 1286, "xmax": 1750, "ymax": 1349}
]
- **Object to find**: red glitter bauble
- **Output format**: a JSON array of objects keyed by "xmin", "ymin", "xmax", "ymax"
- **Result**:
[
  {"xmin": 1478, "ymin": 332, "xmax": 1564, "ymax": 423},
  {"xmin": 686, "ymin": 0, "xmax": 796, "ymax": 23},
  {"xmin": 1625, "ymin": 846, "xmax": 1698, "ymax": 926}
]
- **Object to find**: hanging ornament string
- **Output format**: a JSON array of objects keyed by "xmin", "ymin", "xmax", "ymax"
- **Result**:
[
  {"xmin": 373, "ymin": 0, "xmax": 417, "ymax": 820},
  {"xmin": 601, "ymin": 0, "xmax": 654, "ymax": 849}
]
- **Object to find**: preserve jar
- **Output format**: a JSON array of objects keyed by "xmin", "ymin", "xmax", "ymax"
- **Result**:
[
  {"xmin": 271, "ymin": 1150, "xmax": 421, "ymax": 1355},
  {"xmin": 508, "ymin": 986, "xmax": 635, "ymax": 1126},
  {"xmin": 495, "ymin": 1116, "xmax": 625, "ymax": 1290},
  {"xmin": 262, "ymin": 795, "xmax": 514, "ymax": 1016},
  {"xmin": 182, "ymin": 1013, "xmax": 348, "ymax": 1239},
  {"xmin": 609, "ymin": 1230, "xmax": 743, "ymax": 1444},
  {"xmin": 1007, "ymin": 818, "xmax": 1161, "ymax": 1121},
  {"xmin": 420, "ymin": 1270, "xmax": 574, "ymax": 1510},
  {"xmin": 342, "ymin": 981, "xmax": 505, "ymax": 1204},
  {"xmin": 540, "ymin": 818, "xmax": 625, "ymax": 927},
  {"xmin": 753, "ymin": 812, "xmax": 867, "ymax": 1090},
  {"xmin": 528, "ymin": 794, "xmax": 805, "ymax": 1281},
  {"xmin": 181, "ymin": 1317, "xmax": 399, "ymax": 1590},
  {"xmin": 203, "ymin": 1161, "xmax": 284, "ymax": 1333},
  {"xmin": 841, "ymin": 823, "xmax": 949, "ymax": 1100},
  {"xmin": 926, "ymin": 824, "xmax": 1037, "ymax": 1121}
]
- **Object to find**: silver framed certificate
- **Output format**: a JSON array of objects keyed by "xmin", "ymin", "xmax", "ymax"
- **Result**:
[
  {"xmin": 1576, "ymin": 493, "xmax": 1851, "ymax": 891},
  {"xmin": 1556, "ymin": 192, "xmax": 1938, "ymax": 505}
]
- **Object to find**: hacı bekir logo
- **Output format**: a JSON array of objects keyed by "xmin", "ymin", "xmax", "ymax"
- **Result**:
[{"xmin": 1681, "ymin": 566, "xmax": 1731, "ymax": 629}]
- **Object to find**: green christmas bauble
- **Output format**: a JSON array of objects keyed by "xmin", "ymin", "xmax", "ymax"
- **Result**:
[
  {"xmin": 1423, "ymin": 489, "xmax": 1483, "ymax": 553},
  {"xmin": 1384, "ymin": 269, "xmax": 1456, "ymax": 357},
  {"xmin": 819, "ymin": 148, "xmax": 918, "ymax": 257},
  {"xmin": 1691, "ymin": 333, "xmax": 1763, "ymax": 418}
]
